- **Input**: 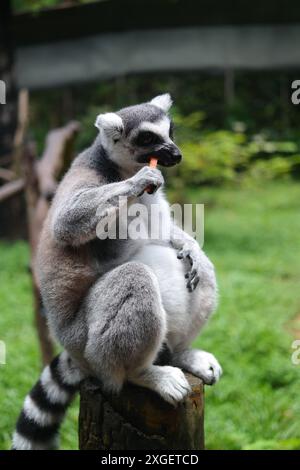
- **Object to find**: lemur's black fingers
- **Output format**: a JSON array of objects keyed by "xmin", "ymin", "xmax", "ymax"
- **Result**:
[
  {"xmin": 186, "ymin": 274, "xmax": 200, "ymax": 292},
  {"xmin": 186, "ymin": 268, "xmax": 197, "ymax": 281},
  {"xmin": 191, "ymin": 276, "xmax": 200, "ymax": 291},
  {"xmin": 139, "ymin": 183, "xmax": 158, "ymax": 196},
  {"xmin": 177, "ymin": 249, "xmax": 192, "ymax": 261},
  {"xmin": 146, "ymin": 184, "xmax": 156, "ymax": 195},
  {"xmin": 144, "ymin": 177, "xmax": 162, "ymax": 195}
]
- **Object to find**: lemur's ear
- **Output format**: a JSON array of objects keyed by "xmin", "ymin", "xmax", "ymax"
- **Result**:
[
  {"xmin": 95, "ymin": 113, "xmax": 124, "ymax": 140},
  {"xmin": 150, "ymin": 94, "xmax": 173, "ymax": 113}
]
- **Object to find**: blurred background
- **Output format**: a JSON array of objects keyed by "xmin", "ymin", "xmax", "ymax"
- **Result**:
[{"xmin": 1, "ymin": 0, "xmax": 300, "ymax": 450}]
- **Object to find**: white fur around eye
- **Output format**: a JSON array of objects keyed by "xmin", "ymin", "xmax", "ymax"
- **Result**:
[
  {"xmin": 150, "ymin": 94, "xmax": 173, "ymax": 112},
  {"xmin": 139, "ymin": 117, "xmax": 172, "ymax": 142}
]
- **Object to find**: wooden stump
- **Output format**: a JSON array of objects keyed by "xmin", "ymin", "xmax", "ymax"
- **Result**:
[{"xmin": 79, "ymin": 373, "xmax": 204, "ymax": 450}]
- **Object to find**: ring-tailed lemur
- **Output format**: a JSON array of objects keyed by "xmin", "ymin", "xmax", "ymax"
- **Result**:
[{"xmin": 12, "ymin": 94, "xmax": 222, "ymax": 450}]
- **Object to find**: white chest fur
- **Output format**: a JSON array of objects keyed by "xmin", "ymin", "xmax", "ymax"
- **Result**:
[{"xmin": 129, "ymin": 190, "xmax": 206, "ymax": 349}]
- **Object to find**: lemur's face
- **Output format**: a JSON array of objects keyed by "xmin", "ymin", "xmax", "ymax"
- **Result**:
[{"xmin": 95, "ymin": 94, "xmax": 182, "ymax": 173}]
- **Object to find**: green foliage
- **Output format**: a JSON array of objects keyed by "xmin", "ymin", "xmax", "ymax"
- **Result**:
[
  {"xmin": 12, "ymin": 0, "xmax": 92, "ymax": 13},
  {"xmin": 1, "ymin": 181, "xmax": 300, "ymax": 450},
  {"xmin": 169, "ymin": 111, "xmax": 300, "ymax": 187},
  {"xmin": 35, "ymin": 93, "xmax": 298, "ymax": 188},
  {"xmin": 76, "ymin": 105, "xmax": 110, "ymax": 151},
  {"xmin": 26, "ymin": 71, "xmax": 300, "ymax": 188}
]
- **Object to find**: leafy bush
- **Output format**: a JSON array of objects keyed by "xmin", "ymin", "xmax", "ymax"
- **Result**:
[
  {"xmin": 170, "ymin": 110, "xmax": 300, "ymax": 188},
  {"xmin": 73, "ymin": 104, "xmax": 300, "ymax": 188},
  {"xmin": 29, "ymin": 83, "xmax": 300, "ymax": 188},
  {"xmin": 13, "ymin": 0, "xmax": 91, "ymax": 13}
]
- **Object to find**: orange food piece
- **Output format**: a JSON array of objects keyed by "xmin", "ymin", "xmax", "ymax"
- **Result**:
[
  {"xmin": 149, "ymin": 157, "xmax": 158, "ymax": 168},
  {"xmin": 146, "ymin": 157, "xmax": 158, "ymax": 193}
]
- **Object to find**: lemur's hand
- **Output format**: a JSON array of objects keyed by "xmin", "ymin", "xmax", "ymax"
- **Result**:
[
  {"xmin": 130, "ymin": 166, "xmax": 164, "ymax": 197},
  {"xmin": 177, "ymin": 241, "xmax": 214, "ymax": 292}
]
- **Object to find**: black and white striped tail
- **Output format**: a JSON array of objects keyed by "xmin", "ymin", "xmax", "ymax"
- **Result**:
[{"xmin": 12, "ymin": 351, "xmax": 85, "ymax": 450}]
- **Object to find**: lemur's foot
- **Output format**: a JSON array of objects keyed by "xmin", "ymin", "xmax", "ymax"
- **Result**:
[
  {"xmin": 129, "ymin": 365, "xmax": 191, "ymax": 406},
  {"xmin": 188, "ymin": 351, "xmax": 222, "ymax": 385},
  {"xmin": 152, "ymin": 366, "xmax": 191, "ymax": 405},
  {"xmin": 172, "ymin": 349, "xmax": 222, "ymax": 385}
]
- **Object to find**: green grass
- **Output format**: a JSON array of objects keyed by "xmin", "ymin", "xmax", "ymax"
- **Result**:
[
  {"xmin": 1, "ymin": 180, "xmax": 300, "ymax": 450},
  {"xmin": 189, "ymin": 180, "xmax": 300, "ymax": 449},
  {"xmin": 0, "ymin": 243, "xmax": 79, "ymax": 450}
]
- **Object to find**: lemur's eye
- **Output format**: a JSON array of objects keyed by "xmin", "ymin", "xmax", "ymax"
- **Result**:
[{"xmin": 136, "ymin": 131, "xmax": 158, "ymax": 147}]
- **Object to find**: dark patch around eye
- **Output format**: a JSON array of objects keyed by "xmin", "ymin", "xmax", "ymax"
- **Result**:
[{"xmin": 134, "ymin": 130, "xmax": 162, "ymax": 147}]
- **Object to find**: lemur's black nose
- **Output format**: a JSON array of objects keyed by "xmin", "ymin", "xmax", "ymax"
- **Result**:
[
  {"xmin": 166, "ymin": 143, "xmax": 182, "ymax": 164},
  {"xmin": 138, "ymin": 143, "xmax": 182, "ymax": 166},
  {"xmin": 153, "ymin": 143, "xmax": 182, "ymax": 167},
  {"xmin": 170, "ymin": 144, "xmax": 182, "ymax": 163}
]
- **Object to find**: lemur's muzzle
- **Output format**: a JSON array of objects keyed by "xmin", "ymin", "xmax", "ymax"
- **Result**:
[{"xmin": 138, "ymin": 143, "xmax": 182, "ymax": 167}]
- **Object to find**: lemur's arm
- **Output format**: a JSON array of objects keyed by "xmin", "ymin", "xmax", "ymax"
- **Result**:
[
  {"xmin": 51, "ymin": 165, "xmax": 164, "ymax": 246},
  {"xmin": 170, "ymin": 223, "xmax": 215, "ymax": 292}
]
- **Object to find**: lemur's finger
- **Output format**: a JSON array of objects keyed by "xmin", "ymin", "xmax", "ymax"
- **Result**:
[
  {"xmin": 186, "ymin": 273, "xmax": 200, "ymax": 292},
  {"xmin": 186, "ymin": 268, "xmax": 197, "ymax": 281},
  {"xmin": 191, "ymin": 276, "xmax": 200, "ymax": 291},
  {"xmin": 146, "ymin": 178, "xmax": 162, "ymax": 193},
  {"xmin": 147, "ymin": 185, "xmax": 156, "ymax": 195},
  {"xmin": 177, "ymin": 249, "xmax": 191, "ymax": 260}
]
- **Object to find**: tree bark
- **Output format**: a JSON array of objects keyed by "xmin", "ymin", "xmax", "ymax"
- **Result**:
[{"xmin": 79, "ymin": 373, "xmax": 204, "ymax": 450}]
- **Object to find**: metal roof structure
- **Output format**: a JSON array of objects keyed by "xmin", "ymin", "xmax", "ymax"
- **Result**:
[{"xmin": 13, "ymin": 0, "xmax": 300, "ymax": 89}]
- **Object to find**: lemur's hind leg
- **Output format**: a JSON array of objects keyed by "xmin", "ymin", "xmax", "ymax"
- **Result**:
[
  {"xmin": 167, "ymin": 255, "xmax": 222, "ymax": 386},
  {"xmin": 84, "ymin": 261, "xmax": 190, "ymax": 404}
]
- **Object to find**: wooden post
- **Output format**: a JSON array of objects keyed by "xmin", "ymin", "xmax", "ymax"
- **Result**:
[{"xmin": 79, "ymin": 373, "xmax": 204, "ymax": 450}]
